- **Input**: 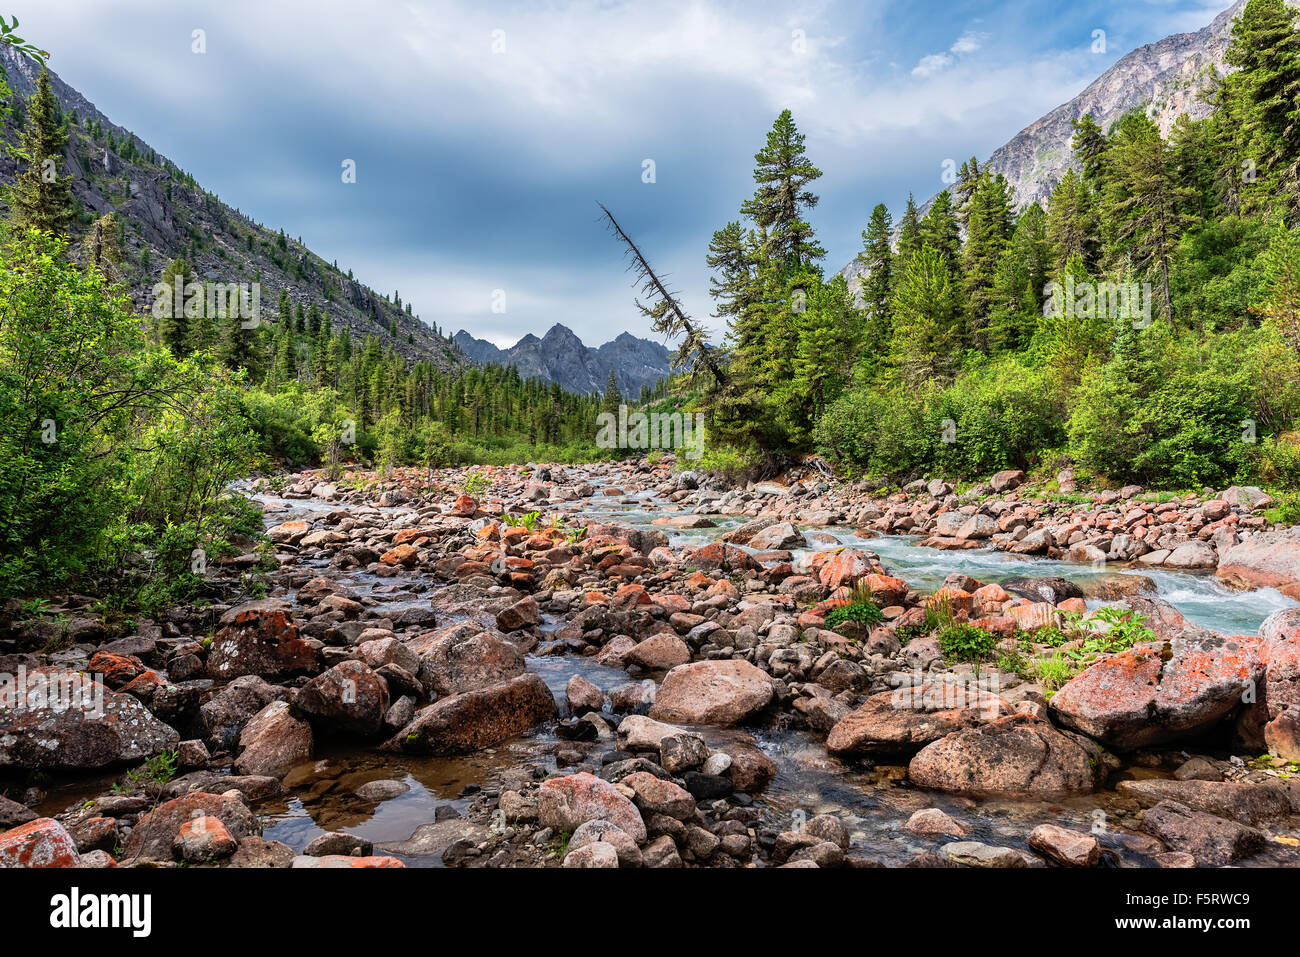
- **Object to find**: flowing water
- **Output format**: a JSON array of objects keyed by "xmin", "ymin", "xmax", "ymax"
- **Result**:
[{"xmin": 244, "ymin": 483, "xmax": 1299, "ymax": 866}]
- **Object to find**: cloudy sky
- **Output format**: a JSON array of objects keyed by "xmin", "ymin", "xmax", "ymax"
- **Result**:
[{"xmin": 12, "ymin": 0, "xmax": 1234, "ymax": 346}]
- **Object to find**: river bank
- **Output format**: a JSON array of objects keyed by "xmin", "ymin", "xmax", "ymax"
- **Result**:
[{"xmin": 3, "ymin": 458, "xmax": 1300, "ymax": 869}]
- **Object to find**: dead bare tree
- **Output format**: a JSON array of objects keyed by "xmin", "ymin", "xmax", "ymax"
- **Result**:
[{"xmin": 598, "ymin": 203, "xmax": 726, "ymax": 389}]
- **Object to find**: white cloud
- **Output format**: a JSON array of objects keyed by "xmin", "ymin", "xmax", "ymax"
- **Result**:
[
  {"xmin": 911, "ymin": 53, "xmax": 953, "ymax": 76},
  {"xmin": 950, "ymin": 30, "xmax": 989, "ymax": 55}
]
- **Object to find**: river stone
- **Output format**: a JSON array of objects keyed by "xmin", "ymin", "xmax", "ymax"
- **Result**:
[
  {"xmin": 649, "ymin": 659, "xmax": 775, "ymax": 726},
  {"xmin": 1139, "ymin": 801, "xmax": 1265, "ymax": 867},
  {"xmin": 198, "ymin": 675, "xmax": 287, "ymax": 753},
  {"xmin": 616, "ymin": 714, "xmax": 681, "ymax": 751},
  {"xmin": 384, "ymin": 673, "xmax": 557, "ymax": 755},
  {"xmin": 570, "ymin": 819, "xmax": 642, "ymax": 866},
  {"xmin": 563, "ymin": 840, "xmax": 620, "ymax": 868},
  {"xmin": 234, "ymin": 700, "xmax": 313, "ymax": 778},
  {"xmin": 565, "ymin": 674, "xmax": 605, "ymax": 716},
  {"xmin": 1002, "ymin": 577, "xmax": 1083, "ymax": 604},
  {"xmin": 538, "ymin": 772, "xmax": 647, "ymax": 842},
  {"xmin": 749, "ymin": 522, "xmax": 808, "ymax": 550},
  {"xmin": 624, "ymin": 634, "xmax": 691, "ymax": 670},
  {"xmin": 0, "ymin": 667, "xmax": 180, "ymax": 770},
  {"xmin": 409, "ymin": 628, "xmax": 525, "ymax": 696},
  {"xmin": 1218, "ymin": 527, "xmax": 1300, "ymax": 599},
  {"xmin": 206, "ymin": 602, "xmax": 317, "ymax": 680},
  {"xmin": 1116, "ymin": 779, "xmax": 1293, "ymax": 825},
  {"xmin": 356, "ymin": 779, "xmax": 410, "ymax": 802},
  {"xmin": 124, "ymin": 792, "xmax": 259, "ymax": 861},
  {"xmin": 659, "ymin": 732, "xmax": 709, "ymax": 773},
  {"xmin": 295, "ymin": 660, "xmax": 390, "ymax": 735},
  {"xmin": 940, "ymin": 841, "xmax": 1029, "ymax": 868},
  {"xmin": 1028, "ymin": 824, "xmax": 1100, "ymax": 867},
  {"xmin": 1164, "ymin": 540, "xmax": 1217, "ymax": 569},
  {"xmin": 623, "ymin": 771, "xmax": 696, "ymax": 820},
  {"xmin": 826, "ymin": 681, "xmax": 1010, "ymax": 757},
  {"xmin": 908, "ymin": 715, "xmax": 1098, "ymax": 795},
  {"xmin": 0, "ymin": 818, "xmax": 81, "ymax": 867},
  {"xmin": 1254, "ymin": 608, "xmax": 1300, "ymax": 760},
  {"xmin": 903, "ymin": 808, "xmax": 969, "ymax": 838},
  {"xmin": 1049, "ymin": 635, "xmax": 1261, "ymax": 750}
]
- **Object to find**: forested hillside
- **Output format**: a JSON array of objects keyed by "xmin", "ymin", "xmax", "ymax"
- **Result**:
[{"xmin": 659, "ymin": 0, "xmax": 1300, "ymax": 504}]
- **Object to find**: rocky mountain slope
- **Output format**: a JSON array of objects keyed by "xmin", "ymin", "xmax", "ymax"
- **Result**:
[
  {"xmin": 453, "ymin": 324, "xmax": 671, "ymax": 396},
  {"xmin": 0, "ymin": 45, "xmax": 468, "ymax": 371},
  {"xmin": 840, "ymin": 0, "xmax": 1284, "ymax": 288}
]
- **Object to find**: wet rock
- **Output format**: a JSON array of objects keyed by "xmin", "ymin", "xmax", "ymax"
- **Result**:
[
  {"xmin": 411, "ymin": 629, "xmax": 526, "ymax": 697},
  {"xmin": 173, "ymin": 815, "xmax": 238, "ymax": 863},
  {"xmin": 538, "ymin": 772, "xmax": 646, "ymax": 843},
  {"xmin": 940, "ymin": 841, "xmax": 1031, "ymax": 868},
  {"xmin": 625, "ymin": 634, "xmax": 691, "ymax": 670},
  {"xmin": 385, "ymin": 673, "xmax": 557, "ymax": 755},
  {"xmin": 570, "ymin": 820, "xmax": 642, "ymax": 866},
  {"xmin": 724, "ymin": 743, "xmax": 777, "ymax": 793},
  {"xmin": 623, "ymin": 771, "xmax": 696, "ymax": 820},
  {"xmin": 228, "ymin": 836, "xmax": 296, "ymax": 868},
  {"xmin": 1049, "ymin": 636, "xmax": 1261, "ymax": 750},
  {"xmin": 1140, "ymin": 801, "xmax": 1265, "ymax": 867},
  {"xmin": 749, "ymin": 522, "xmax": 808, "ymax": 550},
  {"xmin": 1218, "ymin": 527, "xmax": 1300, "ymax": 599},
  {"xmin": 649, "ymin": 659, "xmax": 775, "ymax": 726},
  {"xmin": 0, "ymin": 818, "xmax": 81, "ymax": 867},
  {"xmin": 565, "ymin": 674, "xmax": 605, "ymax": 716},
  {"xmin": 123, "ymin": 792, "xmax": 259, "ymax": 861},
  {"xmin": 305, "ymin": 832, "xmax": 373, "ymax": 857},
  {"xmin": 234, "ymin": 700, "xmax": 313, "ymax": 778},
  {"xmin": 1027, "ymin": 824, "xmax": 1100, "ymax": 867},
  {"xmin": 0, "ymin": 794, "xmax": 37, "ymax": 828},
  {"xmin": 296, "ymin": 660, "xmax": 390, "ymax": 735},
  {"xmin": 908, "ymin": 715, "xmax": 1098, "ymax": 795},
  {"xmin": 207, "ymin": 602, "xmax": 317, "ymax": 680},
  {"xmin": 1116, "ymin": 779, "xmax": 1293, "ymax": 825},
  {"xmin": 198, "ymin": 675, "xmax": 287, "ymax": 753},
  {"xmin": 496, "ymin": 596, "xmax": 541, "ymax": 632},
  {"xmin": 659, "ymin": 732, "xmax": 710, "ymax": 774},
  {"xmin": 903, "ymin": 808, "xmax": 969, "ymax": 838},
  {"xmin": 1002, "ymin": 577, "xmax": 1083, "ymax": 604},
  {"xmin": 356, "ymin": 779, "xmax": 410, "ymax": 802},
  {"xmin": 1256, "ymin": 608, "xmax": 1300, "ymax": 761},
  {"xmin": 826, "ymin": 681, "xmax": 1009, "ymax": 758},
  {"xmin": 0, "ymin": 667, "xmax": 179, "ymax": 770}
]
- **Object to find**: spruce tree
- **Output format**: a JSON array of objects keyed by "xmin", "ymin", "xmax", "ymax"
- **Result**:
[
  {"xmin": 858, "ymin": 203, "xmax": 894, "ymax": 353},
  {"xmin": 739, "ymin": 110, "xmax": 825, "ymax": 267},
  {"xmin": 9, "ymin": 66, "xmax": 75, "ymax": 236},
  {"xmin": 895, "ymin": 193, "xmax": 923, "ymax": 264}
]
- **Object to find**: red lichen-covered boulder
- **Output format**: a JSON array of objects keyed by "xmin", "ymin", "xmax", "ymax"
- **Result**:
[
  {"xmin": 0, "ymin": 818, "xmax": 82, "ymax": 867},
  {"xmin": 206, "ymin": 601, "xmax": 317, "ymax": 680},
  {"xmin": 1050, "ymin": 635, "xmax": 1262, "ymax": 750}
]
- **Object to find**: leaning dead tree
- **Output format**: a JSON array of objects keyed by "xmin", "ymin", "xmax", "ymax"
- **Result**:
[{"xmin": 598, "ymin": 203, "xmax": 726, "ymax": 390}]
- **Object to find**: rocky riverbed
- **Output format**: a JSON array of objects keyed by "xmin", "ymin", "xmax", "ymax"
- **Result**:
[{"xmin": 3, "ymin": 458, "xmax": 1300, "ymax": 869}]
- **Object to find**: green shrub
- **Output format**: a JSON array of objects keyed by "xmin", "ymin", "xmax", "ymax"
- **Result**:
[{"xmin": 936, "ymin": 623, "xmax": 999, "ymax": 675}]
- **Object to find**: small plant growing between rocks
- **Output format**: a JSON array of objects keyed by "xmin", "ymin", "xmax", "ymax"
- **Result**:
[
  {"xmin": 936, "ymin": 623, "xmax": 999, "ymax": 677},
  {"xmin": 125, "ymin": 749, "xmax": 178, "ymax": 788}
]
